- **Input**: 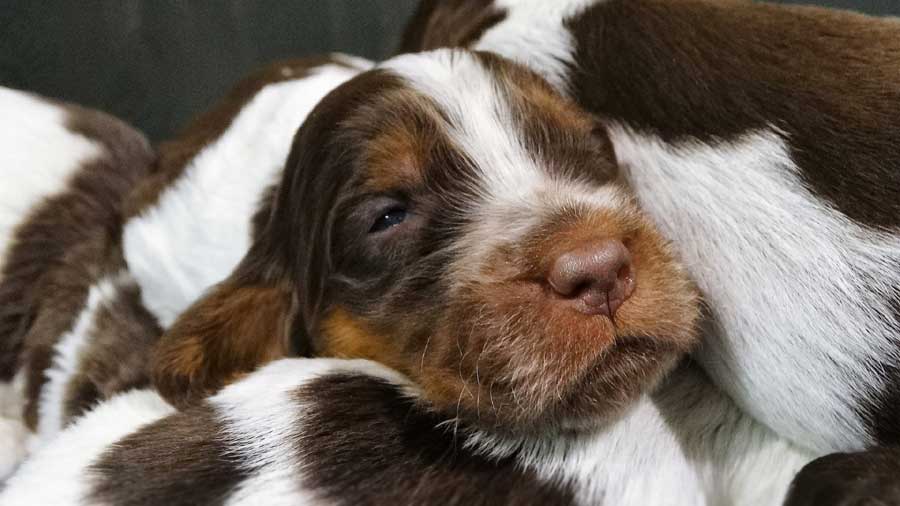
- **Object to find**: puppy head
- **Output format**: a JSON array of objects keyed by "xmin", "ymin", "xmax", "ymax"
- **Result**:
[{"xmin": 154, "ymin": 50, "xmax": 700, "ymax": 433}]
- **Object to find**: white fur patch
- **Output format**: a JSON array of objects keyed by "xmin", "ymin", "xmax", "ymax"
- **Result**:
[
  {"xmin": 475, "ymin": 0, "xmax": 598, "ymax": 93},
  {"xmin": 475, "ymin": 396, "xmax": 709, "ymax": 506},
  {"xmin": 212, "ymin": 358, "xmax": 411, "ymax": 506},
  {"xmin": 123, "ymin": 62, "xmax": 365, "ymax": 327},
  {"xmin": 0, "ymin": 389, "xmax": 174, "ymax": 505},
  {"xmin": 0, "ymin": 87, "xmax": 101, "ymax": 270},
  {"xmin": 385, "ymin": 50, "xmax": 545, "ymax": 208},
  {"xmin": 611, "ymin": 126, "xmax": 900, "ymax": 452},
  {"xmin": 469, "ymin": 365, "xmax": 814, "ymax": 505}
]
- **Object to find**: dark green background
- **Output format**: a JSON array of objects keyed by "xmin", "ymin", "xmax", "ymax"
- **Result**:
[{"xmin": 1, "ymin": 1, "xmax": 896, "ymax": 142}]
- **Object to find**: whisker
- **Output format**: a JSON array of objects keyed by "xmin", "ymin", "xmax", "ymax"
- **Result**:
[
  {"xmin": 420, "ymin": 334, "xmax": 433, "ymax": 374},
  {"xmin": 474, "ymin": 338, "xmax": 489, "ymax": 420}
]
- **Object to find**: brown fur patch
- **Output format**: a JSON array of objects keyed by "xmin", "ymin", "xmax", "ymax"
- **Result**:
[
  {"xmin": 319, "ymin": 308, "xmax": 408, "ymax": 374},
  {"xmin": 398, "ymin": 0, "xmax": 506, "ymax": 54},
  {"xmin": 785, "ymin": 447, "xmax": 900, "ymax": 505},
  {"xmin": 152, "ymin": 281, "xmax": 293, "ymax": 408},
  {"xmin": 296, "ymin": 373, "xmax": 576, "ymax": 505},
  {"xmin": 88, "ymin": 403, "xmax": 246, "ymax": 506},
  {"xmin": 362, "ymin": 124, "xmax": 429, "ymax": 194},
  {"xmin": 62, "ymin": 276, "xmax": 161, "ymax": 423},
  {"xmin": 567, "ymin": 0, "xmax": 900, "ymax": 228}
]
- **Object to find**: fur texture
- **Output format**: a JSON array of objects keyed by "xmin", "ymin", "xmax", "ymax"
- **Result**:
[
  {"xmin": 0, "ymin": 86, "xmax": 155, "ymax": 478},
  {"xmin": 0, "ymin": 58, "xmax": 368, "ymax": 481},
  {"xmin": 400, "ymin": 0, "xmax": 900, "ymax": 456},
  {"xmin": 123, "ymin": 63, "xmax": 365, "ymax": 328},
  {"xmin": 0, "ymin": 358, "xmax": 813, "ymax": 505}
]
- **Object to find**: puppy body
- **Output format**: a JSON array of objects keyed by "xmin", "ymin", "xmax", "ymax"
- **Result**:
[
  {"xmin": 402, "ymin": 0, "xmax": 900, "ymax": 456},
  {"xmin": 1, "ymin": 358, "xmax": 813, "ymax": 506},
  {"xmin": 0, "ymin": 87, "xmax": 155, "ymax": 477},
  {"xmin": 0, "ymin": 58, "xmax": 368, "ymax": 477}
]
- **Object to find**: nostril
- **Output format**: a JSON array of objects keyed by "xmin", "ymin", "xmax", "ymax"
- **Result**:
[{"xmin": 547, "ymin": 239, "xmax": 636, "ymax": 317}]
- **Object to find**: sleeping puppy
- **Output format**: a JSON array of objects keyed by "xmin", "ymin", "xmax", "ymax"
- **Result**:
[
  {"xmin": 0, "ymin": 87, "xmax": 155, "ymax": 478},
  {"xmin": 103, "ymin": 48, "xmax": 814, "ymax": 505},
  {"xmin": 151, "ymin": 48, "xmax": 701, "ymax": 425},
  {"xmin": 0, "ymin": 57, "xmax": 367, "ymax": 477},
  {"xmin": 399, "ymin": 0, "xmax": 900, "ymax": 499}
]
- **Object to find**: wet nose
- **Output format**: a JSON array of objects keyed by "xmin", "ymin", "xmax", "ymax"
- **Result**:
[{"xmin": 547, "ymin": 239, "xmax": 636, "ymax": 317}]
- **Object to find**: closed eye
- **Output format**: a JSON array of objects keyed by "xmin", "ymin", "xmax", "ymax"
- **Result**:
[{"xmin": 369, "ymin": 207, "xmax": 408, "ymax": 233}]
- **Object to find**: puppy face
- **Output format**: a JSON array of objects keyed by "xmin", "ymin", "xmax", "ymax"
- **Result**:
[{"xmin": 155, "ymin": 50, "xmax": 699, "ymax": 433}]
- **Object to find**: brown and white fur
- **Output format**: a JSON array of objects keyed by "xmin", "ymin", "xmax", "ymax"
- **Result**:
[
  {"xmin": 0, "ymin": 57, "xmax": 368, "ymax": 478},
  {"xmin": 400, "ymin": 0, "xmax": 900, "ymax": 500},
  {"xmin": 2, "ymin": 50, "xmax": 818, "ymax": 505},
  {"xmin": 0, "ymin": 86, "xmax": 156, "ymax": 477}
]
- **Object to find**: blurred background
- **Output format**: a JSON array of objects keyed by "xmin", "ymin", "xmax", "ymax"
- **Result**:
[{"xmin": 1, "ymin": 0, "xmax": 896, "ymax": 142}]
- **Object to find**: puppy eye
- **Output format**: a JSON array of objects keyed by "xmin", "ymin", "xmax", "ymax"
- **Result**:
[{"xmin": 369, "ymin": 207, "xmax": 408, "ymax": 233}]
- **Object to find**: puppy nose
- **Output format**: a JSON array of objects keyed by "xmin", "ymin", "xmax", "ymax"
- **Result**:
[{"xmin": 547, "ymin": 239, "xmax": 636, "ymax": 317}]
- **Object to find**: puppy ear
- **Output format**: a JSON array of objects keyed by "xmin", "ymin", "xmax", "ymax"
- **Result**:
[
  {"xmin": 397, "ymin": 0, "xmax": 508, "ymax": 54},
  {"xmin": 152, "ymin": 67, "xmax": 362, "ymax": 407},
  {"xmin": 151, "ymin": 259, "xmax": 297, "ymax": 408}
]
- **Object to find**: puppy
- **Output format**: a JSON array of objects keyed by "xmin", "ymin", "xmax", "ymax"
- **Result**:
[
  {"xmin": 116, "ymin": 49, "xmax": 811, "ymax": 505},
  {"xmin": 0, "ymin": 57, "xmax": 367, "ymax": 476},
  {"xmin": 153, "ymin": 49, "xmax": 699, "ymax": 425},
  {"xmin": 0, "ymin": 86, "xmax": 155, "ymax": 477},
  {"xmin": 400, "ymin": 0, "xmax": 900, "ymax": 498}
]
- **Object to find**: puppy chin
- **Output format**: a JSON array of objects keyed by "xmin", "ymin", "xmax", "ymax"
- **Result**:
[{"xmin": 415, "ymin": 291, "xmax": 689, "ymax": 435}]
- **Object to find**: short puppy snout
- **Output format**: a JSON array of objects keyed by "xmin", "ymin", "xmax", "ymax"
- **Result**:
[{"xmin": 547, "ymin": 239, "xmax": 635, "ymax": 317}]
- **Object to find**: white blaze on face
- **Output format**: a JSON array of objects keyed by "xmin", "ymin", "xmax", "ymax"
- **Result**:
[{"xmin": 383, "ymin": 50, "xmax": 630, "ymax": 285}]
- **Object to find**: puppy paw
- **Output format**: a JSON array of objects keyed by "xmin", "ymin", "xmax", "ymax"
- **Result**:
[
  {"xmin": 784, "ymin": 448, "xmax": 900, "ymax": 506},
  {"xmin": 0, "ymin": 417, "xmax": 30, "ymax": 480}
]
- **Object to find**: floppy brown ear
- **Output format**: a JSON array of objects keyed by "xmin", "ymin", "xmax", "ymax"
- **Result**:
[
  {"xmin": 397, "ymin": 0, "xmax": 507, "ymax": 54},
  {"xmin": 151, "ymin": 271, "xmax": 295, "ymax": 408}
]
